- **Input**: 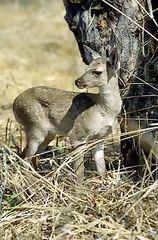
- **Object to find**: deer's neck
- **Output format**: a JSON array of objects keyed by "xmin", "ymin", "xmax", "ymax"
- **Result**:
[{"xmin": 98, "ymin": 76, "xmax": 121, "ymax": 115}]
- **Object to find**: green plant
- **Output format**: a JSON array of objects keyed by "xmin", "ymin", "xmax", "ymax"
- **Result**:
[{"xmin": 5, "ymin": 192, "xmax": 18, "ymax": 208}]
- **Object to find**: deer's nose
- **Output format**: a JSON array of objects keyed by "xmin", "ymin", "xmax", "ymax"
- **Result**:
[
  {"xmin": 75, "ymin": 78, "xmax": 86, "ymax": 89},
  {"xmin": 75, "ymin": 78, "xmax": 81, "ymax": 87}
]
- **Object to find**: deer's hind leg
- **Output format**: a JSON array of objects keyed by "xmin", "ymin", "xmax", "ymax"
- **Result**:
[
  {"xmin": 36, "ymin": 134, "xmax": 55, "ymax": 155},
  {"xmin": 22, "ymin": 128, "xmax": 48, "ymax": 168}
]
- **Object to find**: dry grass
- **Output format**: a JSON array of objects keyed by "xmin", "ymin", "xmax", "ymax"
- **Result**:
[
  {"xmin": 0, "ymin": 121, "xmax": 158, "ymax": 239},
  {"xmin": 0, "ymin": 141, "xmax": 158, "ymax": 240}
]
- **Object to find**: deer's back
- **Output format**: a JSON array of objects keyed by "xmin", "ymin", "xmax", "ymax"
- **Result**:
[{"xmin": 13, "ymin": 86, "xmax": 97, "ymax": 133}]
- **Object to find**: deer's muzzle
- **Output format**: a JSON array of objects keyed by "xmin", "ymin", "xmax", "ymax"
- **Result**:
[{"xmin": 75, "ymin": 78, "xmax": 87, "ymax": 89}]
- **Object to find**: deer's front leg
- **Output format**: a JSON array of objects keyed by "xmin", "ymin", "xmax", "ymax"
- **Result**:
[
  {"xmin": 74, "ymin": 156, "xmax": 84, "ymax": 182},
  {"xmin": 93, "ymin": 143, "xmax": 106, "ymax": 175},
  {"xmin": 73, "ymin": 145, "xmax": 85, "ymax": 182}
]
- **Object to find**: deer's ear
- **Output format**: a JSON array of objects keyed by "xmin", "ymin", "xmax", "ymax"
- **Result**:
[
  {"xmin": 83, "ymin": 45, "xmax": 101, "ymax": 64},
  {"xmin": 109, "ymin": 48, "xmax": 119, "ymax": 71}
]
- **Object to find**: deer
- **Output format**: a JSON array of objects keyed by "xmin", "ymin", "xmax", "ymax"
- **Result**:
[{"xmin": 13, "ymin": 46, "xmax": 122, "ymax": 181}]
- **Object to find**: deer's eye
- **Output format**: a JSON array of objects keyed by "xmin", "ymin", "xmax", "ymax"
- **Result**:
[{"xmin": 92, "ymin": 70, "xmax": 102, "ymax": 77}]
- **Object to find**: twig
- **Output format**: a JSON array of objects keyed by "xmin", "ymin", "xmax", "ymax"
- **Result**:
[
  {"xmin": 146, "ymin": 0, "xmax": 158, "ymax": 27},
  {"xmin": 0, "ymin": 147, "xmax": 8, "ymax": 214},
  {"xmin": 136, "ymin": 0, "xmax": 158, "ymax": 28},
  {"xmin": 9, "ymin": 73, "xmax": 21, "ymax": 94},
  {"xmin": 101, "ymin": 0, "xmax": 158, "ymax": 42},
  {"xmin": 120, "ymin": 67, "xmax": 158, "ymax": 92}
]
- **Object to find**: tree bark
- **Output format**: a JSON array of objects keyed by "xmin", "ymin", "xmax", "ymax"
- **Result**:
[
  {"xmin": 63, "ymin": 0, "xmax": 145, "ymax": 90},
  {"xmin": 63, "ymin": 0, "xmax": 158, "ymax": 168}
]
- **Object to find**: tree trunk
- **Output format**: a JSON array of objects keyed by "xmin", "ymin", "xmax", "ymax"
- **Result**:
[
  {"xmin": 63, "ymin": 0, "xmax": 158, "ymax": 169},
  {"xmin": 63, "ymin": 0, "xmax": 145, "ymax": 89}
]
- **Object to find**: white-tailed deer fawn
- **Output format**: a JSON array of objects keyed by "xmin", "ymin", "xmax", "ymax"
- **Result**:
[{"xmin": 13, "ymin": 46, "xmax": 122, "ymax": 181}]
